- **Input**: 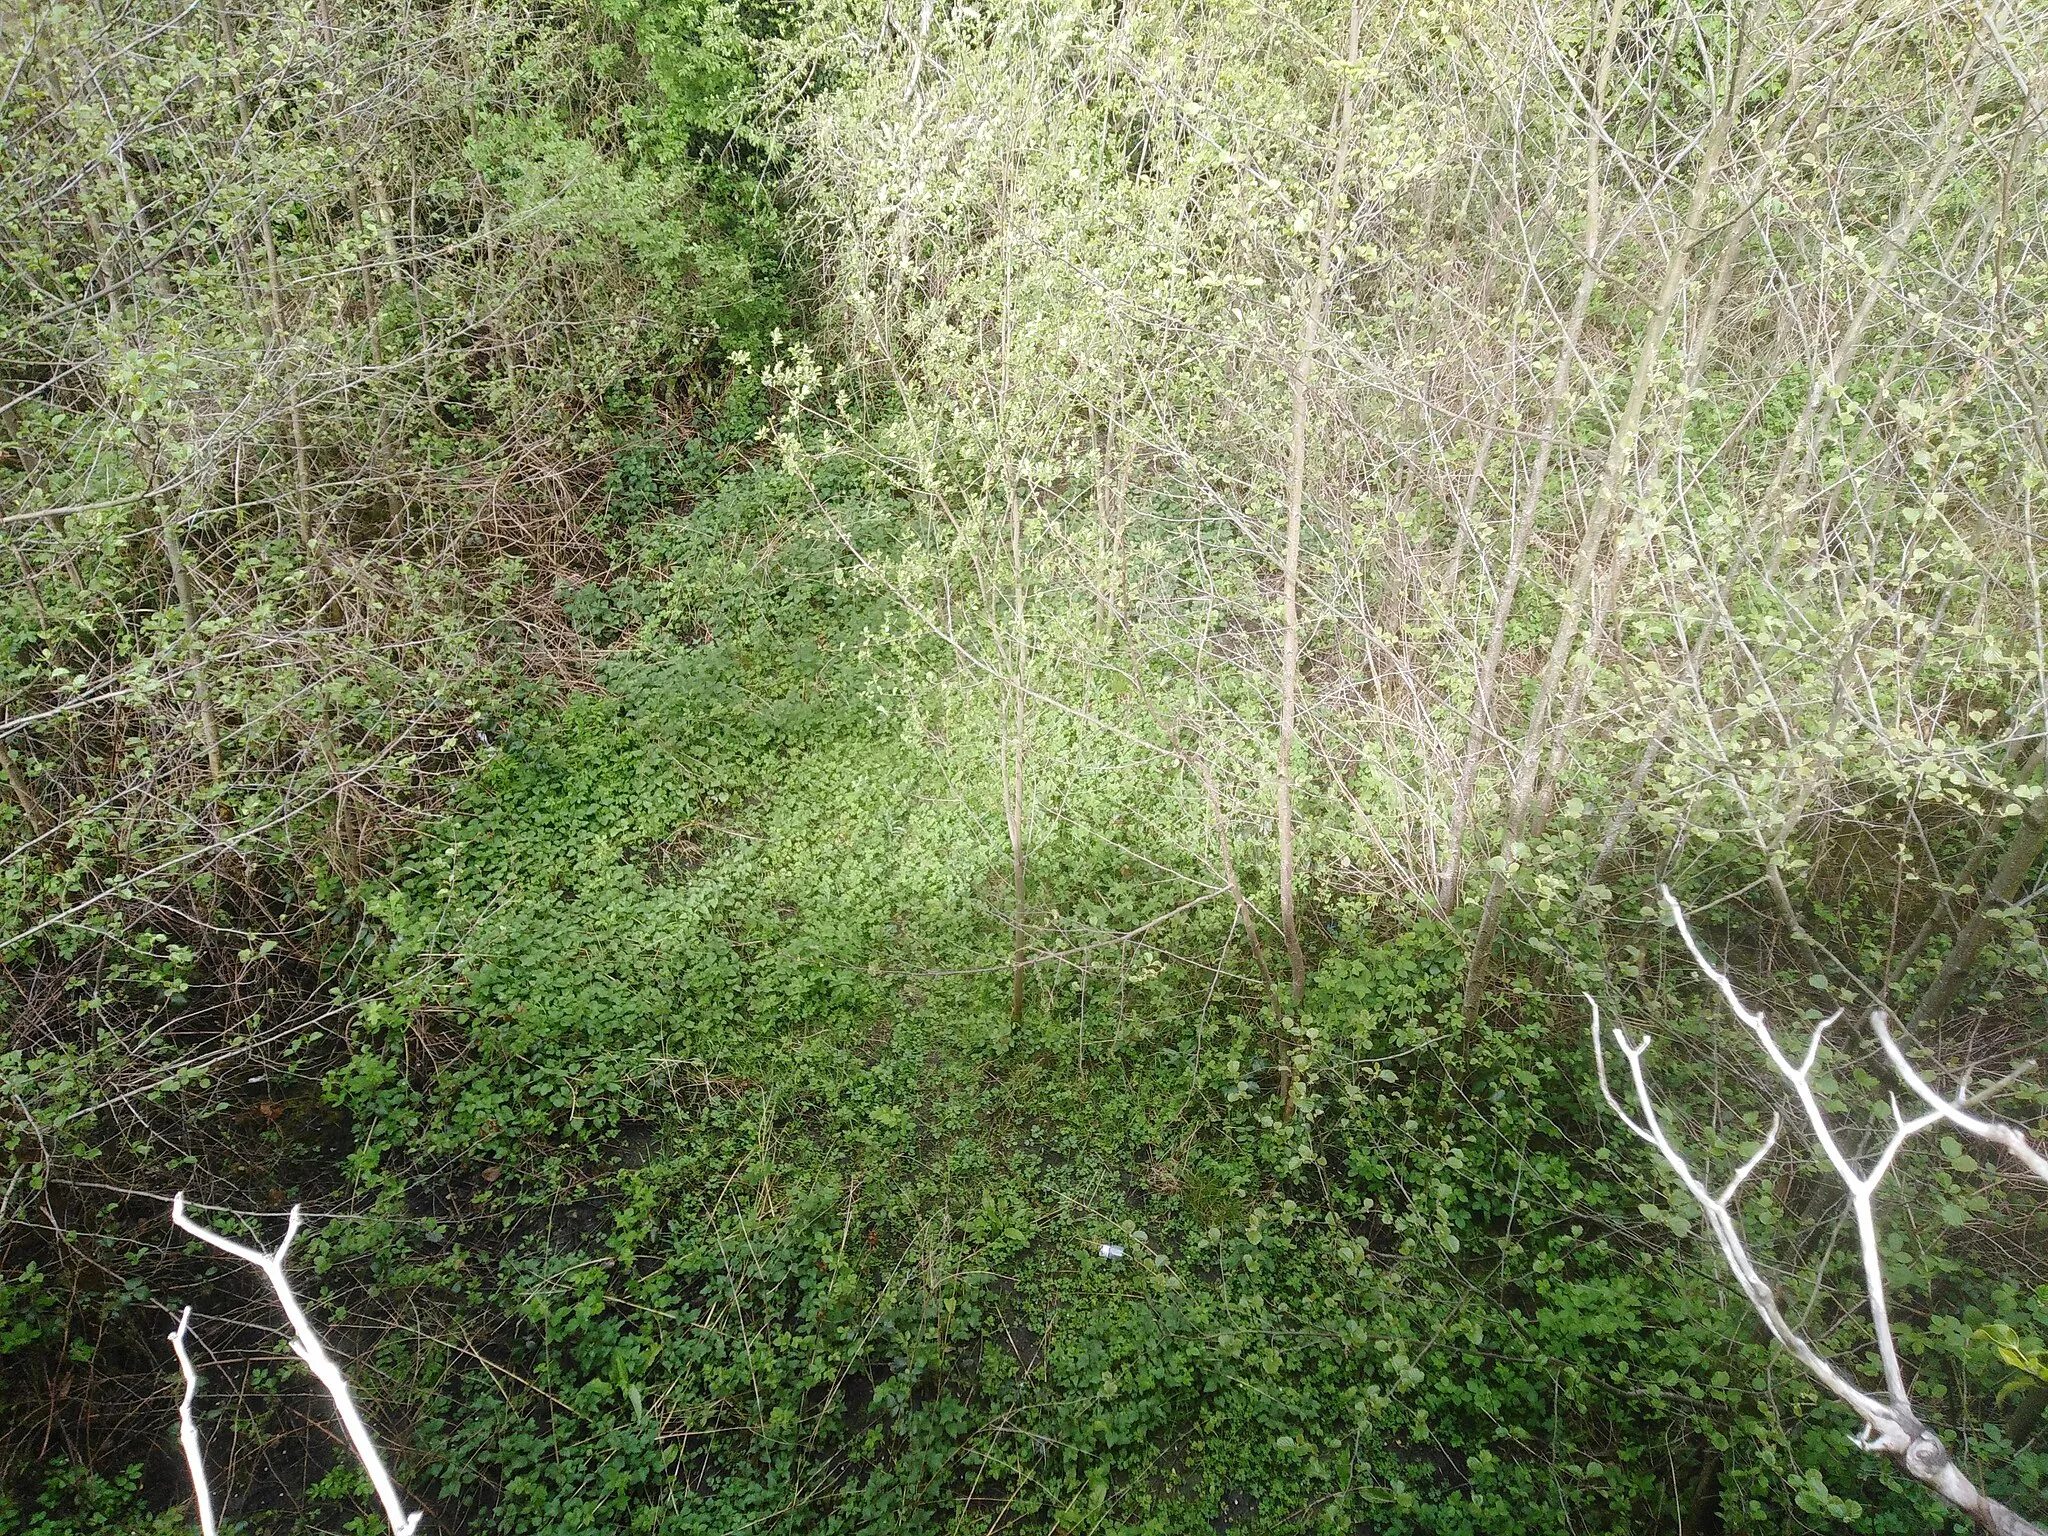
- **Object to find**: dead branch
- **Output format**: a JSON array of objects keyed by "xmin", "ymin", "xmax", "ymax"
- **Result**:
[
  {"xmin": 170, "ymin": 1195, "xmax": 422, "ymax": 1536},
  {"xmin": 1588, "ymin": 886, "xmax": 2045, "ymax": 1536}
]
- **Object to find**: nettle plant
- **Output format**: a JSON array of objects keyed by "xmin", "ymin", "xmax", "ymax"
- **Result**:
[{"xmin": 1593, "ymin": 889, "xmax": 2048, "ymax": 1536}]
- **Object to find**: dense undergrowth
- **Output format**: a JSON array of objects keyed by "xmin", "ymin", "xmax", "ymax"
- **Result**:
[
  {"xmin": 11, "ymin": 427, "xmax": 2046, "ymax": 1533},
  {"xmin": 267, "ymin": 448, "xmax": 2048, "ymax": 1535},
  {"xmin": 6, "ymin": 0, "xmax": 2048, "ymax": 1531}
]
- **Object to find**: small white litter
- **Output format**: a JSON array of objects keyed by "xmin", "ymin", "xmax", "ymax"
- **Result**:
[{"xmin": 1098, "ymin": 1243, "xmax": 1126, "ymax": 1259}]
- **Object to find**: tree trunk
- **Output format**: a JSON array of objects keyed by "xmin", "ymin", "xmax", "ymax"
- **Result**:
[
  {"xmin": 1275, "ymin": 0, "xmax": 1363, "ymax": 1014},
  {"xmin": 1437, "ymin": 1, "xmax": 1628, "ymax": 915},
  {"xmin": 1523, "ymin": 190, "xmax": 1756, "ymax": 857},
  {"xmin": 1461, "ymin": 13, "xmax": 1747, "ymax": 1025},
  {"xmin": 1007, "ymin": 470, "xmax": 1029, "ymax": 1027},
  {"xmin": 1910, "ymin": 784, "xmax": 2048, "ymax": 1027},
  {"xmin": 1198, "ymin": 753, "xmax": 1281, "ymax": 1020},
  {"xmin": 157, "ymin": 500, "xmax": 225, "ymax": 782},
  {"xmin": 0, "ymin": 735, "xmax": 52, "ymax": 838}
]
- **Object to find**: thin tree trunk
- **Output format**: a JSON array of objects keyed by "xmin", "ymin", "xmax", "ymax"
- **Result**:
[
  {"xmin": 157, "ymin": 500, "xmax": 224, "ymax": 782},
  {"xmin": 1437, "ymin": 3, "xmax": 1627, "ymax": 914},
  {"xmin": 1007, "ymin": 470, "xmax": 1029, "ymax": 1027},
  {"xmin": 1277, "ymin": 357, "xmax": 1313, "ymax": 1014},
  {"xmin": 1568, "ymin": 704, "xmax": 1673, "ymax": 923},
  {"xmin": 904, "ymin": 0, "xmax": 934, "ymax": 103},
  {"xmin": 1275, "ymin": 0, "xmax": 1362, "ymax": 1014},
  {"xmin": 994, "ymin": 164, "xmax": 1030, "ymax": 1028},
  {"xmin": 0, "ymin": 735, "xmax": 51, "ymax": 838},
  {"xmin": 1758, "ymin": 69, "xmax": 1987, "ymax": 567},
  {"xmin": 1198, "ymin": 754, "xmax": 1281, "ymax": 1019},
  {"xmin": 1438, "ymin": 192, "xmax": 1548, "ymax": 621},
  {"xmin": 1886, "ymin": 746, "xmax": 2046, "ymax": 987},
  {"xmin": 243, "ymin": 100, "xmax": 319, "ymax": 561},
  {"xmin": 1096, "ymin": 409, "xmax": 1130, "ymax": 628},
  {"xmin": 1910, "ymin": 780, "xmax": 2048, "ymax": 1028},
  {"xmin": 1461, "ymin": 16, "xmax": 1748, "ymax": 1025},
  {"xmin": 1526, "ymin": 192, "xmax": 1755, "ymax": 846}
]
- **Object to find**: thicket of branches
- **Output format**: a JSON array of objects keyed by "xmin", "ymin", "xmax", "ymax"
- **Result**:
[
  {"xmin": 1, "ymin": 0, "xmax": 770, "ymax": 1495},
  {"xmin": 761, "ymin": 6, "xmax": 2048, "ymax": 1520},
  {"xmin": 4, "ymin": 0, "xmax": 2048, "ymax": 1529},
  {"xmin": 786, "ymin": 0, "xmax": 2048, "ymax": 1029}
]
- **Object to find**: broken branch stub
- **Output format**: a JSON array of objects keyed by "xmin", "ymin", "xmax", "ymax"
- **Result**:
[{"xmin": 167, "ymin": 1307, "xmax": 219, "ymax": 1536}]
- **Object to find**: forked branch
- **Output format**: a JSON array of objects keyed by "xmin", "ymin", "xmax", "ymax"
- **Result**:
[
  {"xmin": 170, "ymin": 1195, "xmax": 422, "ymax": 1536},
  {"xmin": 1869, "ymin": 1008, "xmax": 2048, "ymax": 1184},
  {"xmin": 1587, "ymin": 889, "xmax": 2046, "ymax": 1536}
]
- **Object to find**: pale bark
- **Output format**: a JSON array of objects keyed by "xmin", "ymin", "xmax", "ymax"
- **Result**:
[
  {"xmin": 1462, "ymin": 16, "xmax": 1748, "ymax": 1024},
  {"xmin": 168, "ymin": 1309, "xmax": 220, "ymax": 1536},
  {"xmin": 1275, "ymin": 0, "xmax": 1362, "ymax": 1013},
  {"xmin": 1525, "ymin": 190, "xmax": 1755, "ymax": 856},
  {"xmin": 1758, "ymin": 71, "xmax": 1988, "ymax": 562},
  {"xmin": 1436, "ymin": 4, "xmax": 1624, "ymax": 912},
  {"xmin": 1594, "ymin": 894, "xmax": 2048, "ymax": 1536},
  {"xmin": 1007, "ymin": 468, "xmax": 1029, "ymax": 1027},
  {"xmin": 171, "ymin": 1197, "xmax": 422, "ymax": 1536},
  {"xmin": 996, "ymin": 166, "xmax": 1030, "ymax": 1027}
]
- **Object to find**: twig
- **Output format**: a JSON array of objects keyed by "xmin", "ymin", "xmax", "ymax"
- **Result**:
[
  {"xmin": 1585, "ymin": 889, "xmax": 2047, "ymax": 1536},
  {"xmin": 168, "ymin": 1307, "xmax": 219, "ymax": 1536}
]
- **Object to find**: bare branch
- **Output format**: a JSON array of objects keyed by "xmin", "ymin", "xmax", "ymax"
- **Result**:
[
  {"xmin": 171, "ymin": 1195, "xmax": 422, "ymax": 1536},
  {"xmin": 1589, "ymin": 895, "xmax": 2047, "ymax": 1536},
  {"xmin": 1870, "ymin": 1007, "xmax": 2048, "ymax": 1183},
  {"xmin": 167, "ymin": 1307, "xmax": 218, "ymax": 1536}
]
